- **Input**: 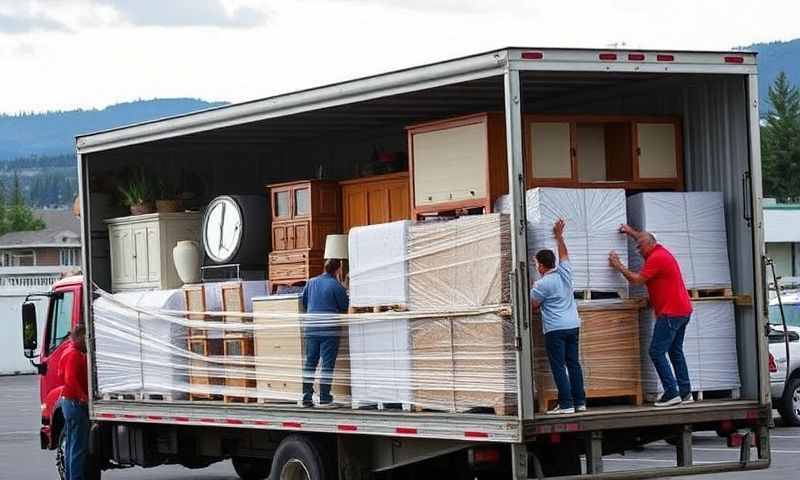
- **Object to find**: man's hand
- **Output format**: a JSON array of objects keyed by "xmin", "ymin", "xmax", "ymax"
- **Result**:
[
  {"xmin": 609, "ymin": 251, "xmax": 624, "ymax": 271},
  {"xmin": 619, "ymin": 224, "xmax": 636, "ymax": 237},
  {"xmin": 554, "ymin": 218, "xmax": 565, "ymax": 238}
]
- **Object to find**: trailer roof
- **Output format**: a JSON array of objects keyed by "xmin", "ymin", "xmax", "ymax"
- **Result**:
[{"xmin": 76, "ymin": 47, "xmax": 757, "ymax": 154}]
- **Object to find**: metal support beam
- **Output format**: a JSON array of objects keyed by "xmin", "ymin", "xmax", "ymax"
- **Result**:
[
  {"xmin": 504, "ymin": 66, "xmax": 535, "ymax": 421},
  {"xmin": 585, "ymin": 431, "xmax": 604, "ymax": 474},
  {"xmin": 512, "ymin": 443, "xmax": 530, "ymax": 480},
  {"xmin": 756, "ymin": 425, "xmax": 770, "ymax": 461},
  {"xmin": 739, "ymin": 431, "xmax": 752, "ymax": 465},
  {"xmin": 676, "ymin": 426, "xmax": 693, "ymax": 467}
]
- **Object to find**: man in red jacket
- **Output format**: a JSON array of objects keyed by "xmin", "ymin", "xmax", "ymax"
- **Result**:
[
  {"xmin": 58, "ymin": 324, "xmax": 89, "ymax": 480},
  {"xmin": 609, "ymin": 225, "xmax": 693, "ymax": 407}
]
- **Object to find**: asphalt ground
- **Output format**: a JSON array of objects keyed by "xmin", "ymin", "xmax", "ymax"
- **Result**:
[{"xmin": 1, "ymin": 374, "xmax": 797, "ymax": 479}]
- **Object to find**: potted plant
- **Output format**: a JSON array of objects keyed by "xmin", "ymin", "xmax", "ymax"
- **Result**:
[
  {"xmin": 118, "ymin": 169, "xmax": 155, "ymax": 215},
  {"xmin": 155, "ymin": 177, "xmax": 183, "ymax": 213}
]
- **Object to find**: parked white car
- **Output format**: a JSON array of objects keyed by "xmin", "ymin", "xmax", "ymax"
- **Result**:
[{"xmin": 768, "ymin": 292, "xmax": 800, "ymax": 426}]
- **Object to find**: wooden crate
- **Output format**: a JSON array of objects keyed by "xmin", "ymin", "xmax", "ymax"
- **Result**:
[
  {"xmin": 187, "ymin": 337, "xmax": 224, "ymax": 401},
  {"xmin": 533, "ymin": 300, "xmax": 644, "ymax": 412},
  {"xmin": 252, "ymin": 296, "xmax": 350, "ymax": 402},
  {"xmin": 410, "ymin": 311, "xmax": 516, "ymax": 415}
]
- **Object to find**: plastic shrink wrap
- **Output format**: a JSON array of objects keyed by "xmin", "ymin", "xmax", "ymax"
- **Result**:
[
  {"xmin": 348, "ymin": 220, "xmax": 410, "ymax": 307},
  {"xmin": 639, "ymin": 300, "xmax": 740, "ymax": 398},
  {"xmin": 627, "ymin": 192, "xmax": 731, "ymax": 293},
  {"xmin": 495, "ymin": 188, "xmax": 628, "ymax": 295}
]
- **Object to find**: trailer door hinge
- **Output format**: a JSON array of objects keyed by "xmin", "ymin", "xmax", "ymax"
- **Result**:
[{"xmin": 514, "ymin": 336, "xmax": 522, "ymax": 351}]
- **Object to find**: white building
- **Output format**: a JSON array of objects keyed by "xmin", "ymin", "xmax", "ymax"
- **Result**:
[{"xmin": 763, "ymin": 199, "xmax": 800, "ymax": 285}]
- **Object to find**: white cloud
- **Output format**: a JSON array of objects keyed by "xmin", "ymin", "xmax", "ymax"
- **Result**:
[
  {"xmin": 96, "ymin": 0, "xmax": 268, "ymax": 28},
  {"xmin": 0, "ymin": 0, "xmax": 798, "ymax": 114}
]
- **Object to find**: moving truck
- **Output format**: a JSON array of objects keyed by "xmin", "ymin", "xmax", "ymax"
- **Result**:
[{"xmin": 22, "ymin": 47, "xmax": 772, "ymax": 479}]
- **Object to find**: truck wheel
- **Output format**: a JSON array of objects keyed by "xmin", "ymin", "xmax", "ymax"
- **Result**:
[
  {"xmin": 778, "ymin": 377, "xmax": 800, "ymax": 427},
  {"xmin": 56, "ymin": 429, "xmax": 66, "ymax": 480},
  {"xmin": 232, "ymin": 457, "xmax": 271, "ymax": 480},
  {"xmin": 269, "ymin": 435, "xmax": 330, "ymax": 480}
]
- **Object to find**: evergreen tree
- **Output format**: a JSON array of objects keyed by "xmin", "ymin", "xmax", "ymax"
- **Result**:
[
  {"xmin": 0, "ymin": 172, "xmax": 45, "ymax": 234},
  {"xmin": 762, "ymin": 72, "xmax": 800, "ymax": 202}
]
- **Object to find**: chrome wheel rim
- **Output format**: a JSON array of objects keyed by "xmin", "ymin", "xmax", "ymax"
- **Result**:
[
  {"xmin": 281, "ymin": 458, "xmax": 311, "ymax": 480},
  {"xmin": 793, "ymin": 385, "xmax": 800, "ymax": 417},
  {"xmin": 56, "ymin": 431, "xmax": 66, "ymax": 480}
]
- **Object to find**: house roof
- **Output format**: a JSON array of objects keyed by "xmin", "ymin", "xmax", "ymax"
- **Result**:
[{"xmin": 0, "ymin": 210, "xmax": 81, "ymax": 248}]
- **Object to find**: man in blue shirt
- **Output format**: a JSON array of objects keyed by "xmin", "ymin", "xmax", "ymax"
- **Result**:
[
  {"xmin": 301, "ymin": 259, "xmax": 349, "ymax": 408},
  {"xmin": 530, "ymin": 219, "xmax": 586, "ymax": 415}
]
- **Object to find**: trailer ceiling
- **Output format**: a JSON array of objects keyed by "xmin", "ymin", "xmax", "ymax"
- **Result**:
[{"xmin": 86, "ymin": 71, "xmax": 681, "ymax": 155}]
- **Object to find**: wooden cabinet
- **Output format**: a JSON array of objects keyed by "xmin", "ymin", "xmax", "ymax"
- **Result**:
[
  {"xmin": 267, "ymin": 180, "xmax": 340, "ymax": 292},
  {"xmin": 526, "ymin": 115, "xmax": 683, "ymax": 190},
  {"xmin": 340, "ymin": 172, "xmax": 411, "ymax": 233},
  {"xmin": 407, "ymin": 113, "xmax": 508, "ymax": 217},
  {"xmin": 107, "ymin": 212, "xmax": 201, "ymax": 292}
]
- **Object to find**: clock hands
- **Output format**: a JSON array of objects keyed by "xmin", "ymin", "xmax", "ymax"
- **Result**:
[{"xmin": 217, "ymin": 202, "xmax": 226, "ymax": 255}]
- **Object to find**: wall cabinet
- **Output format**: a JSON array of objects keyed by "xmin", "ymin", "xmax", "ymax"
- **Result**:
[
  {"xmin": 340, "ymin": 172, "xmax": 410, "ymax": 233},
  {"xmin": 107, "ymin": 212, "xmax": 201, "ymax": 292},
  {"xmin": 526, "ymin": 115, "xmax": 683, "ymax": 190},
  {"xmin": 407, "ymin": 113, "xmax": 508, "ymax": 217},
  {"xmin": 267, "ymin": 180, "xmax": 340, "ymax": 292}
]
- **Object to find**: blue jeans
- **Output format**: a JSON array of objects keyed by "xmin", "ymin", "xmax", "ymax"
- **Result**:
[
  {"xmin": 303, "ymin": 335, "xmax": 340, "ymax": 404},
  {"xmin": 61, "ymin": 398, "xmax": 89, "ymax": 480},
  {"xmin": 650, "ymin": 315, "xmax": 692, "ymax": 399},
  {"xmin": 544, "ymin": 328, "xmax": 586, "ymax": 409}
]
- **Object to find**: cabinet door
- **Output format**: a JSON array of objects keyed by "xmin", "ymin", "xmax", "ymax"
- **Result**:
[
  {"xmin": 367, "ymin": 188, "xmax": 389, "ymax": 225},
  {"xmin": 110, "ymin": 226, "xmax": 134, "ymax": 285},
  {"xmin": 529, "ymin": 122, "xmax": 573, "ymax": 179},
  {"xmin": 293, "ymin": 222, "xmax": 310, "ymax": 250},
  {"xmin": 272, "ymin": 188, "xmax": 292, "ymax": 221},
  {"xmin": 293, "ymin": 186, "xmax": 311, "ymax": 218},
  {"xmin": 637, "ymin": 123, "xmax": 677, "ymax": 178},
  {"xmin": 272, "ymin": 224, "xmax": 289, "ymax": 251},
  {"xmin": 146, "ymin": 224, "xmax": 161, "ymax": 283},
  {"xmin": 342, "ymin": 189, "xmax": 368, "ymax": 232},
  {"xmin": 387, "ymin": 182, "xmax": 410, "ymax": 222},
  {"xmin": 132, "ymin": 225, "xmax": 150, "ymax": 284}
]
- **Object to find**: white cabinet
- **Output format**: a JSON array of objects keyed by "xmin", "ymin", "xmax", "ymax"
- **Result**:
[{"xmin": 106, "ymin": 213, "xmax": 201, "ymax": 292}]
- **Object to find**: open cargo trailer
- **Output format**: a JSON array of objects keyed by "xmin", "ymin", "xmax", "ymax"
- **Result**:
[{"xmin": 75, "ymin": 47, "xmax": 771, "ymax": 479}]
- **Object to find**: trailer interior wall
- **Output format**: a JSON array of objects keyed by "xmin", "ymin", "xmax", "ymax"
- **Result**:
[{"xmin": 82, "ymin": 70, "xmax": 762, "ymax": 407}]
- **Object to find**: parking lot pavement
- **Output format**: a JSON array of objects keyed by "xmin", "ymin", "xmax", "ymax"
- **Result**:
[{"xmin": 2, "ymin": 373, "xmax": 799, "ymax": 479}]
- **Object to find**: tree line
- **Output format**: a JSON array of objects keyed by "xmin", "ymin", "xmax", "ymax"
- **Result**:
[
  {"xmin": 0, "ymin": 173, "xmax": 45, "ymax": 235},
  {"xmin": 762, "ymin": 72, "xmax": 800, "ymax": 202}
]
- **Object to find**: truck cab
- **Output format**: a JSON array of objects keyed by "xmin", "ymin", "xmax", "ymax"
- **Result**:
[{"xmin": 22, "ymin": 275, "xmax": 84, "ymax": 451}]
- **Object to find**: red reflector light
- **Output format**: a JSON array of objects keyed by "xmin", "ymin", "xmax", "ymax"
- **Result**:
[
  {"xmin": 146, "ymin": 416, "xmax": 163, "ymax": 421},
  {"xmin": 283, "ymin": 421, "xmax": 302, "ymax": 429},
  {"xmin": 225, "ymin": 419, "xmax": 243, "ymax": 425},
  {"xmin": 98, "ymin": 413, "xmax": 115, "ymax": 419},
  {"xmin": 173, "ymin": 417, "xmax": 189, "ymax": 422},
  {"xmin": 599, "ymin": 53, "xmax": 617, "ymax": 61},
  {"xmin": 471, "ymin": 447, "xmax": 501, "ymax": 464},
  {"xmin": 465, "ymin": 431, "xmax": 489, "ymax": 439},
  {"xmin": 395, "ymin": 427, "xmax": 417, "ymax": 435},
  {"xmin": 657, "ymin": 54, "xmax": 675, "ymax": 62},
  {"xmin": 200, "ymin": 418, "xmax": 216, "ymax": 423},
  {"xmin": 550, "ymin": 433, "xmax": 561, "ymax": 444},
  {"xmin": 628, "ymin": 53, "xmax": 645, "ymax": 61},
  {"xmin": 521, "ymin": 51, "xmax": 543, "ymax": 60},
  {"xmin": 769, "ymin": 353, "xmax": 778, "ymax": 373},
  {"xmin": 338, "ymin": 424, "xmax": 357, "ymax": 432},
  {"xmin": 724, "ymin": 56, "xmax": 744, "ymax": 64}
]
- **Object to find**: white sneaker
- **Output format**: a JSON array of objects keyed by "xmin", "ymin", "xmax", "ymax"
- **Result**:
[
  {"xmin": 655, "ymin": 395, "xmax": 681, "ymax": 407},
  {"xmin": 576, "ymin": 405, "xmax": 587, "ymax": 412},
  {"xmin": 681, "ymin": 394, "xmax": 694, "ymax": 405},
  {"xmin": 316, "ymin": 401, "xmax": 338, "ymax": 409},
  {"xmin": 547, "ymin": 406, "xmax": 575, "ymax": 415}
]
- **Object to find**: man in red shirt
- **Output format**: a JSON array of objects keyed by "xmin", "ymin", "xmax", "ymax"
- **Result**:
[
  {"xmin": 58, "ymin": 324, "xmax": 89, "ymax": 480},
  {"xmin": 609, "ymin": 225, "xmax": 693, "ymax": 407}
]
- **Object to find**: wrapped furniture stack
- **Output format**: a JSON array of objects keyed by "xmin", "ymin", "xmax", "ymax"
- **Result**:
[
  {"xmin": 495, "ymin": 188, "xmax": 629, "ymax": 297},
  {"xmin": 626, "ymin": 192, "xmax": 732, "ymax": 296}
]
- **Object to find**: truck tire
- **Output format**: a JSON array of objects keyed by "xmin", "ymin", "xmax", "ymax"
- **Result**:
[
  {"xmin": 778, "ymin": 377, "xmax": 800, "ymax": 427},
  {"xmin": 269, "ymin": 435, "xmax": 330, "ymax": 480},
  {"xmin": 232, "ymin": 456, "xmax": 271, "ymax": 480}
]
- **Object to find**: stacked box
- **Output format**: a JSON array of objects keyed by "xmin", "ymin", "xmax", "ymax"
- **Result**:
[
  {"xmin": 407, "ymin": 214, "xmax": 511, "ymax": 310},
  {"xmin": 495, "ymin": 188, "xmax": 628, "ymax": 294},
  {"xmin": 348, "ymin": 220, "xmax": 410, "ymax": 307},
  {"xmin": 639, "ymin": 300, "xmax": 740, "ymax": 397},
  {"xmin": 626, "ymin": 192, "xmax": 731, "ymax": 293},
  {"xmin": 410, "ymin": 312, "xmax": 517, "ymax": 414}
]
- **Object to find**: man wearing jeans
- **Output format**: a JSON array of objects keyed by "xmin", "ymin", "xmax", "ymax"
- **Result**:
[
  {"xmin": 530, "ymin": 219, "xmax": 586, "ymax": 415},
  {"xmin": 609, "ymin": 225, "xmax": 693, "ymax": 407},
  {"xmin": 58, "ymin": 325, "xmax": 89, "ymax": 480},
  {"xmin": 301, "ymin": 259, "xmax": 349, "ymax": 408}
]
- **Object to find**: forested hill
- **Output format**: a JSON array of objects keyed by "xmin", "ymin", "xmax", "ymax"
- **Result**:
[
  {"xmin": 0, "ymin": 98, "xmax": 227, "ymax": 161},
  {"xmin": 740, "ymin": 38, "xmax": 800, "ymax": 114}
]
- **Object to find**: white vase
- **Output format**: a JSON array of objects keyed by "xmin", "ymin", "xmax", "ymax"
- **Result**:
[{"xmin": 173, "ymin": 241, "xmax": 202, "ymax": 284}]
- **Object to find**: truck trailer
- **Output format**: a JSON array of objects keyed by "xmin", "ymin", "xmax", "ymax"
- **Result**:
[{"xmin": 22, "ymin": 47, "xmax": 771, "ymax": 479}]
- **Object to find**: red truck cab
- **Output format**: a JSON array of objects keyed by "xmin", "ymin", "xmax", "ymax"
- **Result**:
[{"xmin": 22, "ymin": 275, "xmax": 84, "ymax": 451}]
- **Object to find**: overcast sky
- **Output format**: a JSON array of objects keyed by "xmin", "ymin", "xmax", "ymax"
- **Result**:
[{"xmin": 1, "ymin": 0, "xmax": 799, "ymax": 115}]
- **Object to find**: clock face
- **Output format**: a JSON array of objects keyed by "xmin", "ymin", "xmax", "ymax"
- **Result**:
[{"xmin": 203, "ymin": 197, "xmax": 243, "ymax": 264}]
